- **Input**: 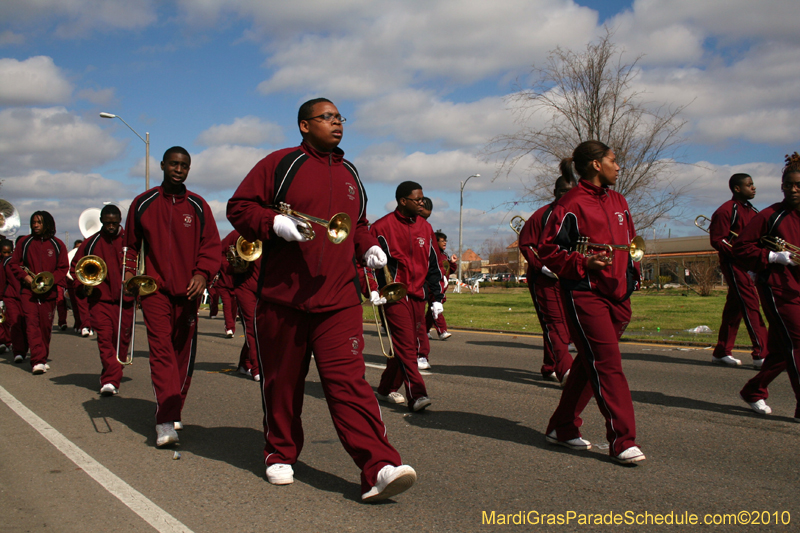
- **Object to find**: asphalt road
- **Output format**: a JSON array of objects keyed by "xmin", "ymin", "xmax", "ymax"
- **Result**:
[{"xmin": 1, "ymin": 311, "xmax": 797, "ymax": 532}]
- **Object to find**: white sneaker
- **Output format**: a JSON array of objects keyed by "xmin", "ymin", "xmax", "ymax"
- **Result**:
[
  {"xmin": 174, "ymin": 421, "xmax": 183, "ymax": 431},
  {"xmin": 90, "ymin": 330, "xmax": 95, "ymax": 336},
  {"xmin": 439, "ymin": 331, "xmax": 452, "ymax": 340},
  {"xmin": 546, "ymin": 430, "xmax": 591, "ymax": 450},
  {"xmin": 237, "ymin": 366, "xmax": 252, "ymax": 377},
  {"xmin": 712, "ymin": 355, "xmax": 741, "ymax": 366},
  {"xmin": 753, "ymin": 359, "xmax": 764, "ymax": 369},
  {"xmin": 740, "ymin": 393, "xmax": 771, "ymax": 415},
  {"xmin": 44, "ymin": 363, "xmax": 50, "ymax": 370},
  {"xmin": 100, "ymin": 383, "xmax": 118, "ymax": 396},
  {"xmin": 411, "ymin": 396, "xmax": 431, "ymax": 412},
  {"xmin": 81, "ymin": 327, "xmax": 91, "ymax": 337},
  {"xmin": 253, "ymin": 374, "xmax": 261, "ymax": 382},
  {"xmin": 612, "ymin": 446, "xmax": 646, "ymax": 464},
  {"xmin": 362, "ymin": 464, "xmax": 416, "ymax": 502},
  {"xmin": 427, "ymin": 331, "xmax": 437, "ymax": 340},
  {"xmin": 376, "ymin": 391, "xmax": 405, "ymax": 404},
  {"xmin": 32, "ymin": 363, "xmax": 47, "ymax": 374},
  {"xmin": 560, "ymin": 369, "xmax": 571, "ymax": 388},
  {"xmin": 266, "ymin": 463, "xmax": 294, "ymax": 485},
  {"xmin": 14, "ymin": 354, "xmax": 24, "ymax": 363},
  {"xmin": 417, "ymin": 357, "xmax": 431, "ymax": 370},
  {"xmin": 545, "ymin": 372, "xmax": 559, "ymax": 382},
  {"xmin": 0, "ymin": 344, "xmax": 7, "ymax": 353},
  {"xmin": 155, "ymin": 422, "xmax": 179, "ymax": 447},
  {"xmin": 226, "ymin": 330, "xmax": 234, "ymax": 338}
]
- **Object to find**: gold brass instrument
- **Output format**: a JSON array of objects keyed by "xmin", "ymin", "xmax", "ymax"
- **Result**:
[
  {"xmin": 22, "ymin": 266, "xmax": 55, "ymax": 294},
  {"xmin": 695, "ymin": 215, "xmax": 736, "ymax": 247},
  {"xmin": 760, "ymin": 236, "xmax": 800, "ymax": 266},
  {"xmin": 227, "ymin": 236, "xmax": 263, "ymax": 273},
  {"xmin": 369, "ymin": 265, "xmax": 408, "ymax": 359},
  {"xmin": 117, "ymin": 246, "xmax": 133, "ymax": 365},
  {"xmin": 75, "ymin": 255, "xmax": 107, "ymax": 296},
  {"xmin": 125, "ymin": 242, "xmax": 158, "ymax": 296},
  {"xmin": 272, "ymin": 202, "xmax": 351, "ymax": 244},
  {"xmin": 510, "ymin": 215, "xmax": 558, "ymax": 279},
  {"xmin": 0, "ymin": 306, "xmax": 5, "ymax": 324},
  {"xmin": 576, "ymin": 235, "xmax": 646, "ymax": 264}
]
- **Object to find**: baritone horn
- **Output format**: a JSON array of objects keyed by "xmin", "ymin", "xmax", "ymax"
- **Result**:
[
  {"xmin": 272, "ymin": 202, "xmax": 351, "ymax": 244},
  {"xmin": 22, "ymin": 266, "xmax": 55, "ymax": 294},
  {"xmin": 75, "ymin": 255, "xmax": 107, "ymax": 295},
  {"xmin": 576, "ymin": 235, "xmax": 646, "ymax": 264}
]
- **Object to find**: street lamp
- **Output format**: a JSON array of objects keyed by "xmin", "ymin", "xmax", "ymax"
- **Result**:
[
  {"xmin": 100, "ymin": 112, "xmax": 150, "ymax": 190},
  {"xmin": 457, "ymin": 174, "xmax": 480, "ymax": 293}
]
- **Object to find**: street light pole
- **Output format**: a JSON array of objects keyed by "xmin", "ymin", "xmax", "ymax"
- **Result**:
[
  {"xmin": 100, "ymin": 112, "xmax": 150, "ymax": 190},
  {"xmin": 457, "ymin": 174, "xmax": 480, "ymax": 293}
]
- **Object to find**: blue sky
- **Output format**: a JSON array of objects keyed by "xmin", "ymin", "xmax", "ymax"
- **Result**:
[{"xmin": 1, "ymin": 0, "xmax": 798, "ymax": 255}]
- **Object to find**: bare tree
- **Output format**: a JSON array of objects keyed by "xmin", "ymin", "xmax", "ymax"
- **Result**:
[
  {"xmin": 480, "ymin": 236, "xmax": 514, "ymax": 274},
  {"xmin": 485, "ymin": 29, "xmax": 689, "ymax": 230}
]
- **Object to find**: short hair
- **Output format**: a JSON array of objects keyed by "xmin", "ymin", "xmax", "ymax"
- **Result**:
[
  {"xmin": 435, "ymin": 231, "xmax": 447, "ymax": 241},
  {"xmin": 163, "ymin": 146, "xmax": 191, "ymax": 163},
  {"xmin": 30, "ymin": 211, "xmax": 56, "ymax": 239},
  {"xmin": 73, "ymin": 240, "xmax": 83, "ymax": 248},
  {"xmin": 298, "ymin": 98, "xmax": 333, "ymax": 127},
  {"xmin": 421, "ymin": 197, "xmax": 433, "ymax": 211},
  {"xmin": 395, "ymin": 181, "xmax": 423, "ymax": 201},
  {"xmin": 0, "ymin": 238, "xmax": 13, "ymax": 250},
  {"xmin": 728, "ymin": 173, "xmax": 751, "ymax": 192},
  {"xmin": 100, "ymin": 204, "xmax": 122, "ymax": 219}
]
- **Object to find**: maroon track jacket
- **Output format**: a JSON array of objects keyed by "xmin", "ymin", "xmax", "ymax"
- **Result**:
[
  {"xmin": 227, "ymin": 141, "xmax": 378, "ymax": 312},
  {"xmin": 520, "ymin": 203, "xmax": 556, "ymax": 279},
  {"xmin": 710, "ymin": 196, "xmax": 758, "ymax": 265},
  {"xmin": 71, "ymin": 229, "xmax": 129, "ymax": 303},
  {"xmin": 10, "ymin": 235, "xmax": 68, "ymax": 301},
  {"xmin": 370, "ymin": 209, "xmax": 445, "ymax": 303},
  {"xmin": 125, "ymin": 186, "xmax": 221, "ymax": 297},
  {"xmin": 539, "ymin": 180, "xmax": 640, "ymax": 302}
]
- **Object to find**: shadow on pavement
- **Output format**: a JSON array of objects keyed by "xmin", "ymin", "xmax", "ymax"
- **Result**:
[
  {"xmin": 465, "ymin": 339, "xmax": 536, "ymax": 350},
  {"xmin": 293, "ymin": 462, "xmax": 361, "ymax": 501},
  {"xmin": 631, "ymin": 389, "xmax": 755, "ymax": 417},
  {"xmin": 50, "ymin": 373, "xmax": 133, "ymax": 392}
]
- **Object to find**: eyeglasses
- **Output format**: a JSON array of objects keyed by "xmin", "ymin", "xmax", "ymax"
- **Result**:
[
  {"xmin": 403, "ymin": 197, "xmax": 425, "ymax": 204},
  {"xmin": 305, "ymin": 113, "xmax": 346, "ymax": 124},
  {"xmin": 781, "ymin": 182, "xmax": 800, "ymax": 191}
]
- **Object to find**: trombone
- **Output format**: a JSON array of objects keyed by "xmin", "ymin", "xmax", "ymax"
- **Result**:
[
  {"xmin": 22, "ymin": 266, "xmax": 55, "ymax": 294},
  {"xmin": 695, "ymin": 215, "xmax": 736, "ymax": 247},
  {"xmin": 576, "ymin": 235, "xmax": 646, "ymax": 264},
  {"xmin": 761, "ymin": 235, "xmax": 800, "ymax": 266},
  {"xmin": 509, "ymin": 215, "xmax": 557, "ymax": 278},
  {"xmin": 75, "ymin": 255, "xmax": 108, "ymax": 296},
  {"xmin": 272, "ymin": 202, "xmax": 351, "ymax": 244},
  {"xmin": 117, "ymin": 247, "xmax": 133, "ymax": 365},
  {"xmin": 125, "ymin": 242, "xmax": 158, "ymax": 296},
  {"xmin": 369, "ymin": 265, "xmax": 408, "ymax": 359}
]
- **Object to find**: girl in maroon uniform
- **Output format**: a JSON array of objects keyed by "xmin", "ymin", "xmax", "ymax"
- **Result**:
[{"xmin": 539, "ymin": 141, "xmax": 645, "ymax": 465}]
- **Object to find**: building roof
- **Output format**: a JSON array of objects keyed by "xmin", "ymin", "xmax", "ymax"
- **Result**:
[
  {"xmin": 461, "ymin": 248, "xmax": 482, "ymax": 261},
  {"xmin": 644, "ymin": 235, "xmax": 714, "ymax": 256}
]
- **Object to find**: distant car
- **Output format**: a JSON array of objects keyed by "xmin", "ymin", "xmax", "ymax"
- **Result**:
[
  {"xmin": 517, "ymin": 274, "xmax": 527, "ymax": 284},
  {"xmin": 494, "ymin": 273, "xmax": 516, "ymax": 283}
]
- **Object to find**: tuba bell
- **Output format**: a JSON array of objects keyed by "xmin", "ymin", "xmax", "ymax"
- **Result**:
[
  {"xmin": 78, "ymin": 208, "xmax": 103, "ymax": 238},
  {"xmin": 75, "ymin": 255, "xmax": 108, "ymax": 295},
  {"xmin": 0, "ymin": 200, "xmax": 21, "ymax": 239}
]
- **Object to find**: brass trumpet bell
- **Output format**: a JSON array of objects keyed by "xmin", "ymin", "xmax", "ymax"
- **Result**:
[
  {"xmin": 75, "ymin": 255, "xmax": 107, "ymax": 295},
  {"xmin": 380, "ymin": 282, "xmax": 407, "ymax": 303},
  {"xmin": 273, "ymin": 202, "xmax": 352, "ymax": 244},
  {"xmin": 576, "ymin": 235, "xmax": 646, "ymax": 264},
  {"xmin": 126, "ymin": 275, "xmax": 158, "ymax": 296},
  {"xmin": 629, "ymin": 236, "xmax": 646, "ymax": 262},
  {"xmin": 236, "ymin": 236, "xmax": 262, "ymax": 261}
]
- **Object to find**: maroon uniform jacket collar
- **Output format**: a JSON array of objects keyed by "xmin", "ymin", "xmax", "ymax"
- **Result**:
[
  {"xmin": 301, "ymin": 140, "xmax": 345, "ymax": 164},
  {"xmin": 392, "ymin": 207, "xmax": 417, "ymax": 225}
]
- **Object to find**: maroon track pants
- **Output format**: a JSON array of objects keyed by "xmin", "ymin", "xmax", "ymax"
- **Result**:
[
  {"xmin": 234, "ymin": 286, "xmax": 258, "ymax": 374},
  {"xmin": 207, "ymin": 287, "xmax": 219, "ymax": 317},
  {"xmin": 547, "ymin": 290, "xmax": 638, "ymax": 456},
  {"xmin": 5, "ymin": 298, "xmax": 27, "ymax": 356},
  {"xmin": 378, "ymin": 297, "xmax": 428, "ymax": 402},
  {"xmin": 71, "ymin": 282, "xmax": 91, "ymax": 330},
  {"xmin": 425, "ymin": 306, "xmax": 448, "ymax": 335},
  {"xmin": 20, "ymin": 292, "xmax": 55, "ymax": 366},
  {"xmin": 90, "ymin": 299, "xmax": 133, "ymax": 389},
  {"xmin": 218, "ymin": 287, "xmax": 238, "ymax": 333},
  {"xmin": 529, "ymin": 276, "xmax": 573, "ymax": 380},
  {"xmin": 141, "ymin": 292, "xmax": 199, "ymax": 424},
  {"xmin": 254, "ymin": 301, "xmax": 402, "ymax": 493},
  {"xmin": 713, "ymin": 262, "xmax": 768, "ymax": 361}
]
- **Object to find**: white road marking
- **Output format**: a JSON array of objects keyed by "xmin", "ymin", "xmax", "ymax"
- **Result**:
[{"xmin": 0, "ymin": 385, "xmax": 194, "ymax": 533}]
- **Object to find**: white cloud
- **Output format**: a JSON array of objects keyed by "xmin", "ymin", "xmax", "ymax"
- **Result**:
[
  {"xmin": 77, "ymin": 87, "xmax": 116, "ymax": 106},
  {"xmin": 0, "ymin": 30, "xmax": 25, "ymax": 45},
  {"xmin": 0, "ymin": 107, "xmax": 124, "ymax": 174},
  {"xmin": 184, "ymin": 145, "xmax": 270, "ymax": 192},
  {"xmin": 2, "ymin": 169, "xmax": 131, "ymax": 200},
  {"xmin": 196, "ymin": 116, "xmax": 285, "ymax": 147},
  {"xmin": 0, "ymin": 56, "xmax": 72, "ymax": 106}
]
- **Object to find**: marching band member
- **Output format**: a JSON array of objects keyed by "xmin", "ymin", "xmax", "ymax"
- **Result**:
[
  {"xmin": 424, "ymin": 231, "xmax": 457, "ymax": 347},
  {"xmin": 370, "ymin": 181, "xmax": 446, "ymax": 411},
  {"xmin": 0, "ymin": 239, "xmax": 14, "ymax": 352},
  {"xmin": 124, "ymin": 146, "xmax": 221, "ymax": 447},
  {"xmin": 539, "ymin": 140, "xmax": 645, "ymax": 465},
  {"xmin": 10, "ymin": 211, "xmax": 69, "ymax": 374},
  {"xmin": 519, "ymin": 176, "xmax": 575, "ymax": 384},
  {"xmin": 71, "ymin": 205, "xmax": 133, "ymax": 396},
  {"xmin": 68, "ymin": 239, "xmax": 93, "ymax": 336},
  {"xmin": 736, "ymin": 153, "xmax": 800, "ymax": 420},
  {"xmin": 709, "ymin": 173, "xmax": 768, "ymax": 367},
  {"xmin": 3, "ymin": 238, "xmax": 28, "ymax": 364},
  {"xmin": 228, "ymin": 98, "xmax": 416, "ymax": 502},
  {"xmin": 215, "ymin": 238, "xmax": 239, "ymax": 339}
]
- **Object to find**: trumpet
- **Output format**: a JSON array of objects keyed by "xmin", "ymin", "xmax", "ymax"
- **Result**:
[
  {"xmin": 125, "ymin": 242, "xmax": 158, "ymax": 296},
  {"xmin": 75, "ymin": 255, "xmax": 107, "ymax": 296},
  {"xmin": 227, "ymin": 236, "xmax": 263, "ymax": 273},
  {"xmin": 760, "ymin": 235, "xmax": 800, "ymax": 266},
  {"xmin": 22, "ymin": 266, "xmax": 55, "ymax": 294},
  {"xmin": 695, "ymin": 214, "xmax": 737, "ymax": 247},
  {"xmin": 576, "ymin": 235, "xmax": 646, "ymax": 264},
  {"xmin": 272, "ymin": 202, "xmax": 351, "ymax": 244},
  {"xmin": 369, "ymin": 265, "xmax": 408, "ymax": 359},
  {"xmin": 509, "ymin": 215, "xmax": 525, "ymax": 235}
]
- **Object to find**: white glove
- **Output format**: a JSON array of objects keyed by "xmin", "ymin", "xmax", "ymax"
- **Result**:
[
  {"xmin": 768, "ymin": 251, "xmax": 793, "ymax": 266},
  {"xmin": 369, "ymin": 290, "xmax": 387, "ymax": 306},
  {"xmin": 541, "ymin": 266, "xmax": 557, "ymax": 279},
  {"xmin": 364, "ymin": 245, "xmax": 387, "ymax": 269},
  {"xmin": 431, "ymin": 301, "xmax": 443, "ymax": 319},
  {"xmin": 273, "ymin": 214, "xmax": 309, "ymax": 242}
]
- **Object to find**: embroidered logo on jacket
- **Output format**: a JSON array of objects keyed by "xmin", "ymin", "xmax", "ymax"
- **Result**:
[
  {"xmin": 614, "ymin": 212, "xmax": 624, "ymax": 225},
  {"xmin": 183, "ymin": 214, "xmax": 193, "ymax": 227},
  {"xmin": 350, "ymin": 337, "xmax": 360, "ymax": 354},
  {"xmin": 345, "ymin": 182, "xmax": 356, "ymax": 201},
  {"xmin": 47, "ymin": 249, "xmax": 54, "ymax": 257},
  {"xmin": 417, "ymin": 237, "xmax": 425, "ymax": 247}
]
